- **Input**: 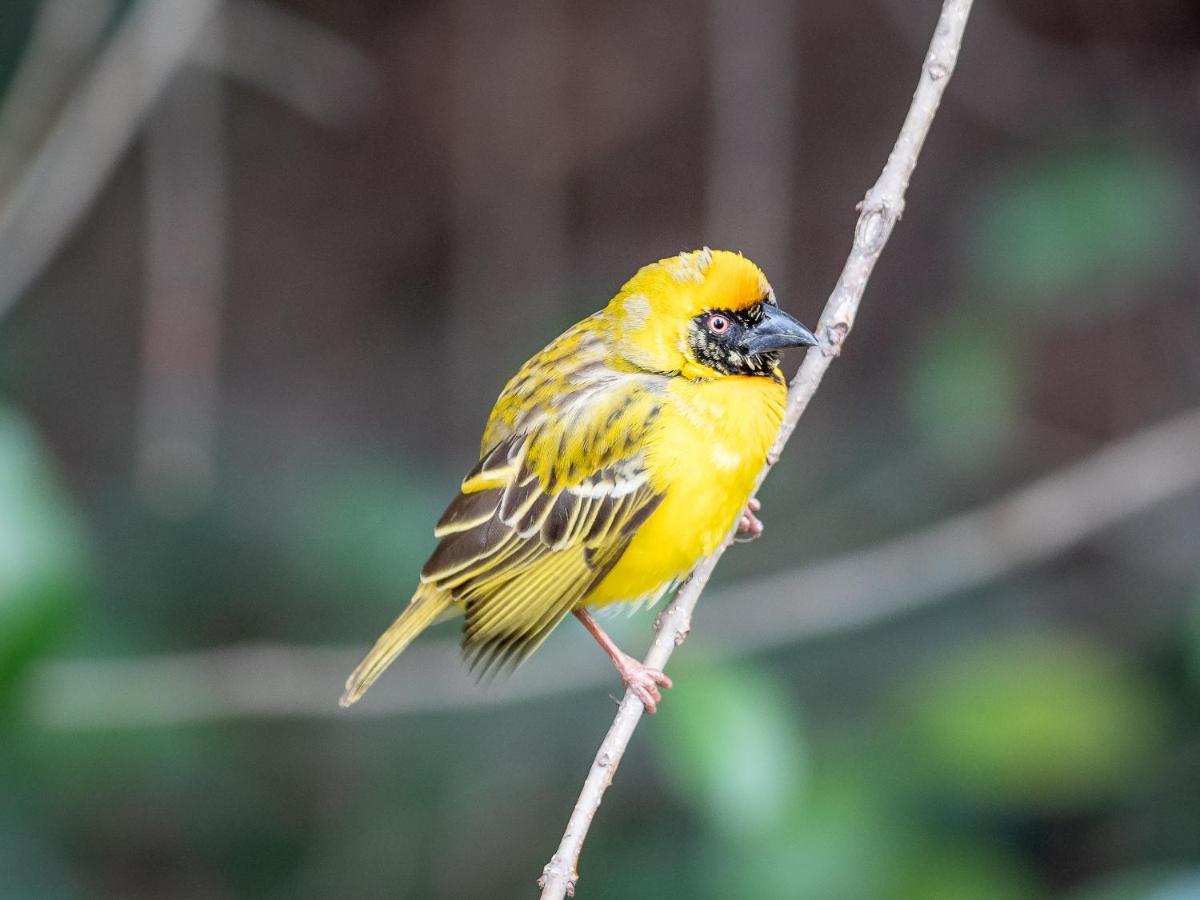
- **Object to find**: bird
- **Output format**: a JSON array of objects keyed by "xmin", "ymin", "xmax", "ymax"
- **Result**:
[{"xmin": 340, "ymin": 249, "xmax": 818, "ymax": 713}]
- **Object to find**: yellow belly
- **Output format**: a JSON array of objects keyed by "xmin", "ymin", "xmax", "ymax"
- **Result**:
[{"xmin": 587, "ymin": 374, "xmax": 786, "ymax": 607}]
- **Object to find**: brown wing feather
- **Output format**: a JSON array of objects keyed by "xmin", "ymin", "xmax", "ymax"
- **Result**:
[
  {"xmin": 420, "ymin": 446, "xmax": 662, "ymax": 672},
  {"xmin": 462, "ymin": 485, "xmax": 662, "ymax": 676},
  {"xmin": 418, "ymin": 333, "xmax": 667, "ymax": 673}
]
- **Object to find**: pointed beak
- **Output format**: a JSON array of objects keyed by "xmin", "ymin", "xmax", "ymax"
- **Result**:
[{"xmin": 742, "ymin": 304, "xmax": 820, "ymax": 355}]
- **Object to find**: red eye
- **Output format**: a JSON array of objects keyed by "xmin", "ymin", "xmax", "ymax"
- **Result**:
[{"xmin": 706, "ymin": 315, "xmax": 730, "ymax": 335}]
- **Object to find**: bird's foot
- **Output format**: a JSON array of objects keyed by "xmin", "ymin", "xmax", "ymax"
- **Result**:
[
  {"xmin": 574, "ymin": 607, "xmax": 673, "ymax": 713},
  {"xmin": 735, "ymin": 497, "xmax": 764, "ymax": 542},
  {"xmin": 614, "ymin": 651, "xmax": 673, "ymax": 714}
]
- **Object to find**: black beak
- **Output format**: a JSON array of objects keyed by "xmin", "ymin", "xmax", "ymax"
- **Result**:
[{"xmin": 742, "ymin": 304, "xmax": 819, "ymax": 355}]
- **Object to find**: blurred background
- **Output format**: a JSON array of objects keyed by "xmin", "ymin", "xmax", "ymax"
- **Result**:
[{"xmin": 2, "ymin": 0, "xmax": 1199, "ymax": 897}]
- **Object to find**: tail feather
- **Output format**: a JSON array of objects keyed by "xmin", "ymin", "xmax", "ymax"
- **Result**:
[{"xmin": 340, "ymin": 586, "xmax": 454, "ymax": 707}]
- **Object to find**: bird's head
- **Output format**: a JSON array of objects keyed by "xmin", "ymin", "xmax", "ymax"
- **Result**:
[{"xmin": 605, "ymin": 249, "xmax": 819, "ymax": 380}]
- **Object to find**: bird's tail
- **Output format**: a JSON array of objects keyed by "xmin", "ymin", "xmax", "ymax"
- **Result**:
[{"xmin": 340, "ymin": 585, "xmax": 454, "ymax": 707}]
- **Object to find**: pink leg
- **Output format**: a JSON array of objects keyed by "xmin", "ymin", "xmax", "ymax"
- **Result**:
[
  {"xmin": 574, "ymin": 608, "xmax": 673, "ymax": 714},
  {"xmin": 735, "ymin": 496, "xmax": 764, "ymax": 542}
]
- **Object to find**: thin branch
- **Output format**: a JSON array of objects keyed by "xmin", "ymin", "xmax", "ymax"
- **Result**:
[
  {"xmin": 26, "ymin": 403, "xmax": 1200, "ymax": 730},
  {"xmin": 538, "ymin": 1, "xmax": 975, "ymax": 896}
]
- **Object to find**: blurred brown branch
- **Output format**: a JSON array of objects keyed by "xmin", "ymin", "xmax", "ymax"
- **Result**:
[
  {"xmin": 0, "ymin": 0, "xmax": 114, "ymax": 182},
  {"xmin": 0, "ymin": 0, "xmax": 221, "ymax": 323},
  {"xmin": 708, "ymin": 404, "xmax": 1200, "ymax": 653},
  {"xmin": 28, "ymin": 402, "xmax": 1200, "ymax": 731},
  {"xmin": 135, "ymin": 14, "xmax": 228, "ymax": 519},
  {"xmin": 0, "ymin": 0, "xmax": 380, "ymax": 326},
  {"xmin": 192, "ymin": 0, "xmax": 381, "ymax": 127}
]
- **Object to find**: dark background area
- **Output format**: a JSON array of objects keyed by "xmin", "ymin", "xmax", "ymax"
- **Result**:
[{"xmin": 2, "ymin": 0, "xmax": 1200, "ymax": 897}]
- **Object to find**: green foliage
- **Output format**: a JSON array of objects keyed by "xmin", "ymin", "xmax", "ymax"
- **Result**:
[
  {"xmin": 274, "ymin": 456, "xmax": 447, "ymax": 636},
  {"xmin": 0, "ymin": 804, "xmax": 82, "ymax": 898},
  {"xmin": 967, "ymin": 146, "xmax": 1191, "ymax": 316},
  {"xmin": 655, "ymin": 664, "xmax": 807, "ymax": 841},
  {"xmin": 907, "ymin": 316, "xmax": 1021, "ymax": 457},
  {"xmin": 655, "ymin": 665, "xmax": 1046, "ymax": 900},
  {"xmin": 715, "ymin": 763, "xmax": 907, "ymax": 900},
  {"xmin": 0, "ymin": 405, "xmax": 87, "ymax": 700},
  {"xmin": 1186, "ymin": 581, "xmax": 1200, "ymax": 699},
  {"xmin": 896, "ymin": 839, "xmax": 1041, "ymax": 900},
  {"xmin": 901, "ymin": 636, "xmax": 1168, "ymax": 811}
]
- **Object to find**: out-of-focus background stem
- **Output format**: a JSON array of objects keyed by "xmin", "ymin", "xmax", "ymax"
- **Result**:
[{"xmin": 2, "ymin": 1, "xmax": 1200, "ymax": 898}]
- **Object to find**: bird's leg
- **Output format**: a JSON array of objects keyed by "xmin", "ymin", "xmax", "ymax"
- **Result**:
[
  {"xmin": 573, "ymin": 608, "xmax": 673, "ymax": 714},
  {"xmin": 735, "ymin": 496, "xmax": 763, "ymax": 542}
]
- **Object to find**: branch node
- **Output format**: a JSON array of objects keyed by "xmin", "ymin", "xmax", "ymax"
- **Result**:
[
  {"xmin": 823, "ymin": 319, "xmax": 851, "ymax": 353},
  {"xmin": 539, "ymin": 860, "xmax": 578, "ymax": 896},
  {"xmin": 854, "ymin": 201, "xmax": 896, "ymax": 254}
]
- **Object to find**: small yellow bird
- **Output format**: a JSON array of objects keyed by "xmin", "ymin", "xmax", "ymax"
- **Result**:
[{"xmin": 340, "ymin": 249, "xmax": 817, "ymax": 712}]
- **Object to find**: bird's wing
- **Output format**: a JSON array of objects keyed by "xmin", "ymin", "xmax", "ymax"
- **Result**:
[{"xmin": 422, "ymin": 368, "xmax": 666, "ymax": 674}]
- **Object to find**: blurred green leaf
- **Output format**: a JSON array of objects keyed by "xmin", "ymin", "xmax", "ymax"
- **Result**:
[
  {"xmin": 655, "ymin": 664, "xmax": 807, "ymax": 840},
  {"xmin": 17, "ymin": 722, "xmax": 313, "ymax": 897},
  {"xmin": 279, "ymin": 457, "xmax": 446, "ymax": 626},
  {"xmin": 1186, "ymin": 581, "xmax": 1200, "ymax": 698},
  {"xmin": 907, "ymin": 317, "xmax": 1021, "ymax": 456},
  {"xmin": 0, "ymin": 405, "xmax": 87, "ymax": 698},
  {"xmin": 707, "ymin": 764, "xmax": 903, "ymax": 900},
  {"xmin": 705, "ymin": 741, "xmax": 1045, "ymax": 900},
  {"xmin": 0, "ymin": 804, "xmax": 82, "ymax": 898},
  {"xmin": 902, "ymin": 636, "xmax": 1168, "ymax": 811},
  {"xmin": 898, "ymin": 839, "xmax": 1043, "ymax": 900},
  {"xmin": 967, "ymin": 146, "xmax": 1191, "ymax": 317}
]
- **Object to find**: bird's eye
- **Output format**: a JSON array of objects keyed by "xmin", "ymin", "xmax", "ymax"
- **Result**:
[{"xmin": 706, "ymin": 314, "xmax": 730, "ymax": 336}]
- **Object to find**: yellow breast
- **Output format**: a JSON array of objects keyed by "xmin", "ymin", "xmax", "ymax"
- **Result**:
[{"xmin": 587, "ymin": 374, "xmax": 786, "ymax": 607}]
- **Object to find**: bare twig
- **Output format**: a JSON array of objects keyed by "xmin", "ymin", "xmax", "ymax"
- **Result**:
[
  {"xmin": 538, "ymin": 1, "xmax": 975, "ymax": 895},
  {"xmin": 27, "ymin": 403, "xmax": 1200, "ymax": 730}
]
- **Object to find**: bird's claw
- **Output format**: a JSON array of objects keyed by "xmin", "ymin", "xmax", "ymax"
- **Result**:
[
  {"xmin": 616, "ymin": 654, "xmax": 673, "ymax": 714},
  {"xmin": 735, "ymin": 497, "xmax": 764, "ymax": 542}
]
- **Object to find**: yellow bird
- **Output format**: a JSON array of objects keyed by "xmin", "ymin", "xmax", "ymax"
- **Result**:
[{"xmin": 340, "ymin": 249, "xmax": 817, "ymax": 712}]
